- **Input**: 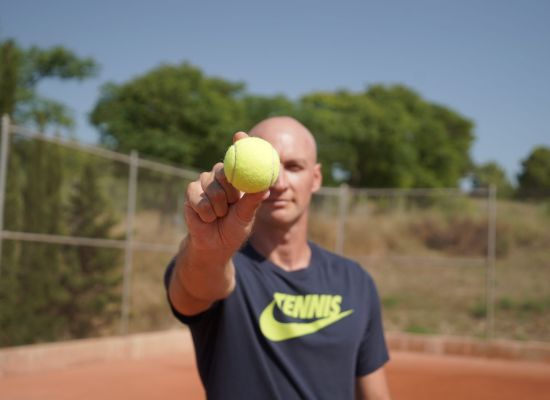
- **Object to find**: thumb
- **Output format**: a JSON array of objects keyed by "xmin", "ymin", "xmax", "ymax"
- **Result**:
[{"xmin": 232, "ymin": 190, "xmax": 270, "ymax": 225}]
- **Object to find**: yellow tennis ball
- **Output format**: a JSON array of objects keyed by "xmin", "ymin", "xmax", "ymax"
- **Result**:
[{"xmin": 223, "ymin": 137, "xmax": 280, "ymax": 193}]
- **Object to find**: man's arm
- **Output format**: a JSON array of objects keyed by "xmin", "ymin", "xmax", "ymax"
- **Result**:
[
  {"xmin": 168, "ymin": 132, "xmax": 268, "ymax": 317},
  {"xmin": 168, "ymin": 236, "xmax": 237, "ymax": 316},
  {"xmin": 355, "ymin": 367, "xmax": 392, "ymax": 400}
]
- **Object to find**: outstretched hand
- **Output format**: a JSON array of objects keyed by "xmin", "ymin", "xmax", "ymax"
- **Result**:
[{"xmin": 184, "ymin": 132, "xmax": 269, "ymax": 252}]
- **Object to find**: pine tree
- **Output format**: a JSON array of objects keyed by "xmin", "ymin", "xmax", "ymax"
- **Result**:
[
  {"xmin": 0, "ymin": 138, "xmax": 24, "ymax": 346},
  {"xmin": 14, "ymin": 139, "xmax": 68, "ymax": 344},
  {"xmin": 62, "ymin": 162, "xmax": 122, "ymax": 338},
  {"xmin": 0, "ymin": 39, "xmax": 99, "ymax": 346}
]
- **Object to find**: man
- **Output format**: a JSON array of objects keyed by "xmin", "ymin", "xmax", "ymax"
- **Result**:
[{"xmin": 165, "ymin": 116, "xmax": 391, "ymax": 399}]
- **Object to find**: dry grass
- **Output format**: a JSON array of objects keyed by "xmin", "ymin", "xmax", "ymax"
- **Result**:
[
  {"xmin": 121, "ymin": 211, "xmax": 184, "ymax": 333},
  {"xmin": 129, "ymin": 249, "xmax": 180, "ymax": 333},
  {"xmin": 308, "ymin": 196, "xmax": 550, "ymax": 341},
  {"xmin": 126, "ymin": 197, "xmax": 550, "ymax": 342}
]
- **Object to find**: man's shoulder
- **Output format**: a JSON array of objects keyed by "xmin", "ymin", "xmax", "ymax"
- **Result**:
[{"xmin": 234, "ymin": 242, "xmax": 264, "ymax": 264}]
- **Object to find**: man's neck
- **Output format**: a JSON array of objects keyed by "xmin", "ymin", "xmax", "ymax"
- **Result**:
[{"xmin": 249, "ymin": 216, "xmax": 311, "ymax": 272}]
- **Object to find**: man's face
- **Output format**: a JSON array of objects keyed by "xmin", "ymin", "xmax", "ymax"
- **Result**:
[{"xmin": 253, "ymin": 123, "xmax": 322, "ymax": 228}]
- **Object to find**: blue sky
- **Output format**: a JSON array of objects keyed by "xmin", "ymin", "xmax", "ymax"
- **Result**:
[{"xmin": 1, "ymin": 0, "xmax": 549, "ymax": 182}]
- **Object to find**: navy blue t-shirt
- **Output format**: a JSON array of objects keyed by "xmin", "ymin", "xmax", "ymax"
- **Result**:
[{"xmin": 165, "ymin": 242, "xmax": 389, "ymax": 400}]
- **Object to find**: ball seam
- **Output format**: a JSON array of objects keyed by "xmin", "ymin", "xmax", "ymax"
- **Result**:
[{"xmin": 231, "ymin": 142, "xmax": 237, "ymax": 185}]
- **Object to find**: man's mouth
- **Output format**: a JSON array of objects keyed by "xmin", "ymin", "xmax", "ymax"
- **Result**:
[{"xmin": 264, "ymin": 198, "xmax": 290, "ymax": 207}]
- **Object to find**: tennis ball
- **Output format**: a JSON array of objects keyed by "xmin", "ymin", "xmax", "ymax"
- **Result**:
[{"xmin": 223, "ymin": 137, "xmax": 280, "ymax": 193}]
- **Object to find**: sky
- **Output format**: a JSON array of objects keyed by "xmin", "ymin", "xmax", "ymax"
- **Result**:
[{"xmin": 1, "ymin": 0, "xmax": 549, "ymax": 182}]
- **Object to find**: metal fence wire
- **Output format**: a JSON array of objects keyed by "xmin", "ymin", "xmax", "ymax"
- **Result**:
[{"xmin": 6, "ymin": 114, "xmax": 544, "ymax": 347}]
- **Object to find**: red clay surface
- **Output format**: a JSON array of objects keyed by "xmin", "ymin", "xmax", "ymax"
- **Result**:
[{"xmin": 1, "ymin": 350, "xmax": 549, "ymax": 399}]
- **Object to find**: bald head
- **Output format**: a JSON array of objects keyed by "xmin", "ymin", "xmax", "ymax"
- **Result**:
[{"xmin": 249, "ymin": 116, "xmax": 318, "ymax": 163}]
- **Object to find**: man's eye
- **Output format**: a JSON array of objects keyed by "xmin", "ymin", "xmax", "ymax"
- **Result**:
[{"xmin": 286, "ymin": 164, "xmax": 303, "ymax": 172}]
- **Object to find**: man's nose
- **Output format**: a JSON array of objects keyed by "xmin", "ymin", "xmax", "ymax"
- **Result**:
[{"xmin": 271, "ymin": 165, "xmax": 288, "ymax": 191}]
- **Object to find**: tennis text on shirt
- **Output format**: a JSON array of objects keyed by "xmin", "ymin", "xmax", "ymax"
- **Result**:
[{"xmin": 259, "ymin": 292, "xmax": 354, "ymax": 341}]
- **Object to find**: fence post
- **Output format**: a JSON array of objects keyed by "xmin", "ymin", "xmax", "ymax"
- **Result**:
[
  {"xmin": 486, "ymin": 185, "xmax": 497, "ymax": 339},
  {"xmin": 120, "ymin": 150, "xmax": 139, "ymax": 335},
  {"xmin": 335, "ymin": 184, "xmax": 349, "ymax": 255},
  {"xmin": 0, "ymin": 115, "xmax": 11, "ymax": 278}
]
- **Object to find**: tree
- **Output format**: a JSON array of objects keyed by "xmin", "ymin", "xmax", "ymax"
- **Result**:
[
  {"xmin": 0, "ymin": 39, "xmax": 19, "ymax": 116},
  {"xmin": 0, "ymin": 38, "xmax": 98, "ymax": 132},
  {"xmin": 517, "ymin": 146, "xmax": 550, "ymax": 199},
  {"xmin": 2, "ymin": 138, "xmax": 68, "ymax": 345},
  {"xmin": 241, "ymin": 94, "xmax": 297, "ymax": 128},
  {"xmin": 0, "ymin": 137, "xmax": 24, "ymax": 346},
  {"xmin": 299, "ymin": 89, "xmax": 388, "ymax": 187},
  {"xmin": 61, "ymin": 162, "xmax": 121, "ymax": 338},
  {"xmin": 471, "ymin": 161, "xmax": 514, "ymax": 198},
  {"xmin": 91, "ymin": 63, "xmax": 248, "ymax": 170},
  {"xmin": 89, "ymin": 64, "xmax": 475, "ymax": 189},
  {"xmin": 298, "ymin": 85, "xmax": 475, "ymax": 188},
  {"xmin": 0, "ymin": 39, "xmax": 100, "ymax": 346}
]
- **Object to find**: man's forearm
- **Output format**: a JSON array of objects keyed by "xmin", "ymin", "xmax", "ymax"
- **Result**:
[
  {"xmin": 355, "ymin": 368, "xmax": 392, "ymax": 400},
  {"xmin": 169, "ymin": 235, "xmax": 236, "ymax": 316}
]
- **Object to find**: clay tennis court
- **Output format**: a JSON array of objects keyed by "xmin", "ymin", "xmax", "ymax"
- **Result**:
[{"xmin": 1, "ymin": 330, "xmax": 549, "ymax": 399}]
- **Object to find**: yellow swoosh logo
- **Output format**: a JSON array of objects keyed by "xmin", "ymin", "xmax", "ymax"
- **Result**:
[{"xmin": 259, "ymin": 300, "xmax": 353, "ymax": 342}]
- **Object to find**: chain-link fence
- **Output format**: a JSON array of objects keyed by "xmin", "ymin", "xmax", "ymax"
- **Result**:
[{"xmin": 1, "ymin": 116, "xmax": 548, "ymax": 347}]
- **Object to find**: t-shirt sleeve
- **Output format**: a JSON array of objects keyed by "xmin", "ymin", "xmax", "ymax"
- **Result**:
[
  {"xmin": 355, "ymin": 273, "xmax": 390, "ymax": 376},
  {"xmin": 163, "ymin": 257, "xmax": 219, "ymax": 325}
]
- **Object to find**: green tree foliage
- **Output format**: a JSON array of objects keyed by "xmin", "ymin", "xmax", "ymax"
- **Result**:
[
  {"xmin": 62, "ymin": 163, "xmax": 121, "ymax": 338},
  {"xmin": 0, "ymin": 38, "xmax": 98, "ymax": 131},
  {"xmin": 241, "ymin": 94, "xmax": 297, "ymax": 128},
  {"xmin": 0, "ymin": 138, "xmax": 69, "ymax": 345},
  {"xmin": 0, "ymin": 138, "xmax": 24, "ymax": 345},
  {"xmin": 517, "ymin": 146, "xmax": 550, "ymax": 199},
  {"xmin": 0, "ymin": 40, "xmax": 19, "ymax": 116},
  {"xmin": 0, "ymin": 143, "xmax": 122, "ymax": 346},
  {"xmin": 299, "ymin": 85, "xmax": 475, "ymax": 187},
  {"xmin": 91, "ymin": 63, "xmax": 248, "ymax": 169},
  {"xmin": 471, "ymin": 161, "xmax": 514, "ymax": 198},
  {"xmin": 89, "ymin": 63, "xmax": 474, "ymax": 189},
  {"xmin": 0, "ymin": 40, "xmax": 120, "ymax": 346},
  {"xmin": 9, "ymin": 46, "xmax": 481, "ymax": 189}
]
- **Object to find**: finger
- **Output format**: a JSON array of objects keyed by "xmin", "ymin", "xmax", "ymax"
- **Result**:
[
  {"xmin": 183, "ymin": 202, "xmax": 205, "ymax": 230},
  {"xmin": 232, "ymin": 131, "xmax": 249, "ymax": 143},
  {"xmin": 233, "ymin": 190, "xmax": 270, "ymax": 224},
  {"xmin": 186, "ymin": 180, "xmax": 217, "ymax": 223},
  {"xmin": 213, "ymin": 163, "xmax": 241, "ymax": 204},
  {"xmin": 201, "ymin": 170, "xmax": 229, "ymax": 218}
]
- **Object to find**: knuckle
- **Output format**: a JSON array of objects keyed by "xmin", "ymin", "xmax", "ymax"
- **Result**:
[
  {"xmin": 199, "ymin": 171, "xmax": 211, "ymax": 184},
  {"xmin": 185, "ymin": 182, "xmax": 198, "ymax": 201},
  {"xmin": 215, "ymin": 166, "xmax": 229, "ymax": 184},
  {"xmin": 208, "ymin": 185, "xmax": 226, "ymax": 203},
  {"xmin": 185, "ymin": 182, "xmax": 194, "ymax": 200},
  {"xmin": 227, "ymin": 189, "xmax": 241, "ymax": 204},
  {"xmin": 196, "ymin": 197, "xmax": 212, "ymax": 214}
]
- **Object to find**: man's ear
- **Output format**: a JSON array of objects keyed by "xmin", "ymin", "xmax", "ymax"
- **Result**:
[{"xmin": 312, "ymin": 163, "xmax": 322, "ymax": 193}]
